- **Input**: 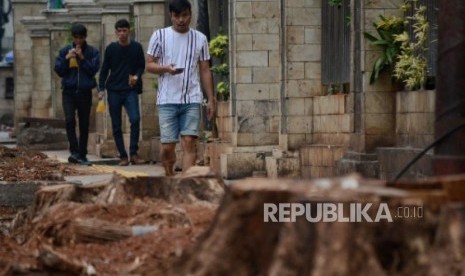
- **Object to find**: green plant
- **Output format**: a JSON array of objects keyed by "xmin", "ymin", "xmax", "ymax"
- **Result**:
[
  {"xmin": 209, "ymin": 33, "xmax": 229, "ymax": 101},
  {"xmin": 328, "ymin": 0, "xmax": 343, "ymax": 8},
  {"xmin": 64, "ymin": 23, "xmax": 73, "ymax": 45},
  {"xmin": 364, "ymin": 15, "xmax": 405, "ymax": 84},
  {"xmin": 393, "ymin": 2, "xmax": 429, "ymax": 90},
  {"xmin": 364, "ymin": 0, "xmax": 430, "ymax": 90}
]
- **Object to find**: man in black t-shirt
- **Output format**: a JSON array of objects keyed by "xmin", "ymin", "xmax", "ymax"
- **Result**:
[{"xmin": 99, "ymin": 19, "xmax": 146, "ymax": 166}]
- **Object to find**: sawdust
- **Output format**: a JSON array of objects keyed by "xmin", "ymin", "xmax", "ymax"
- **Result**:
[
  {"xmin": 0, "ymin": 145, "xmax": 85, "ymax": 181},
  {"xmin": 0, "ymin": 144, "xmax": 223, "ymax": 274}
]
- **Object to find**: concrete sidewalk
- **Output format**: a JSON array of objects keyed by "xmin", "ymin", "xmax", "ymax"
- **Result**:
[
  {"xmin": 43, "ymin": 149, "xmax": 166, "ymax": 185},
  {"xmin": 0, "ymin": 134, "xmax": 224, "ymax": 185}
]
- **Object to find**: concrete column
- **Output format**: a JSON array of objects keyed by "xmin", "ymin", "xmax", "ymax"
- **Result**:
[
  {"xmin": 133, "ymin": 0, "xmax": 165, "ymax": 140},
  {"xmin": 31, "ymin": 35, "xmax": 53, "ymax": 117},
  {"xmin": 230, "ymin": 0, "xmax": 282, "ymax": 147},
  {"xmin": 12, "ymin": 0, "xmax": 48, "ymax": 124}
]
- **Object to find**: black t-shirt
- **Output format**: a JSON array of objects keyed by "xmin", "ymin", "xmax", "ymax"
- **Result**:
[{"xmin": 99, "ymin": 40, "xmax": 145, "ymax": 93}]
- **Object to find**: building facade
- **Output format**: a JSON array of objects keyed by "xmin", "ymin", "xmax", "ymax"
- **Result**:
[{"xmin": 12, "ymin": 0, "xmax": 437, "ymax": 179}]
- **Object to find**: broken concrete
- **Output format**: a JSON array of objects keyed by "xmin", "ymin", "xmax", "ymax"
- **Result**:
[{"xmin": 16, "ymin": 125, "xmax": 68, "ymax": 150}]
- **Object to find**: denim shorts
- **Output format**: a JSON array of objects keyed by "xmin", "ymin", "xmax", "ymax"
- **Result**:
[{"xmin": 158, "ymin": 103, "xmax": 201, "ymax": 143}]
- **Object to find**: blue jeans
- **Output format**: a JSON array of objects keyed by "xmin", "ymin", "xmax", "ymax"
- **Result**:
[
  {"xmin": 62, "ymin": 89, "xmax": 92, "ymax": 158},
  {"xmin": 158, "ymin": 104, "xmax": 201, "ymax": 143},
  {"xmin": 107, "ymin": 90, "xmax": 140, "ymax": 159}
]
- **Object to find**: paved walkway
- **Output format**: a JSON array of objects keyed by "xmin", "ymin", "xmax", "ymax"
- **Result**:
[
  {"xmin": 42, "ymin": 149, "xmax": 166, "ymax": 185},
  {"xmin": 0, "ymin": 132, "xmax": 233, "ymax": 186}
]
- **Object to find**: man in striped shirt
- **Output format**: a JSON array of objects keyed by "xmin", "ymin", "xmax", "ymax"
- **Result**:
[{"xmin": 146, "ymin": 0, "xmax": 215, "ymax": 176}]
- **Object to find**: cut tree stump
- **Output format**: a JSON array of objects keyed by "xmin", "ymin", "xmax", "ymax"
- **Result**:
[
  {"xmin": 10, "ymin": 169, "xmax": 224, "ymax": 233},
  {"xmin": 176, "ymin": 175, "xmax": 441, "ymax": 276},
  {"xmin": 9, "ymin": 169, "xmax": 224, "ymax": 246},
  {"xmin": 96, "ymin": 168, "xmax": 225, "ymax": 205}
]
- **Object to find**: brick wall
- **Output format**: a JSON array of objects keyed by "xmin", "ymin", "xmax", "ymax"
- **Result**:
[
  {"xmin": 13, "ymin": 1, "xmax": 45, "ymax": 123},
  {"xmin": 231, "ymin": 0, "xmax": 281, "ymax": 147},
  {"xmin": 396, "ymin": 90, "xmax": 435, "ymax": 148},
  {"xmin": 356, "ymin": 0, "xmax": 404, "ymax": 152},
  {"xmin": 285, "ymin": 0, "xmax": 323, "ymax": 150}
]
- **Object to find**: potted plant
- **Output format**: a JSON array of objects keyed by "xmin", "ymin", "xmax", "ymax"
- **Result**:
[{"xmin": 209, "ymin": 32, "xmax": 229, "ymax": 101}]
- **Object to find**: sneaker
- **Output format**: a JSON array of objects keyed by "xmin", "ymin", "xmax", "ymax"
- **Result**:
[
  {"xmin": 68, "ymin": 153, "xmax": 80, "ymax": 164},
  {"xmin": 79, "ymin": 157, "xmax": 92, "ymax": 166},
  {"xmin": 119, "ymin": 158, "xmax": 129, "ymax": 166},
  {"xmin": 130, "ymin": 155, "xmax": 146, "ymax": 165}
]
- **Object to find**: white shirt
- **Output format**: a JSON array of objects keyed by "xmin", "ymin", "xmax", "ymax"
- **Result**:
[{"xmin": 147, "ymin": 27, "xmax": 210, "ymax": 105}]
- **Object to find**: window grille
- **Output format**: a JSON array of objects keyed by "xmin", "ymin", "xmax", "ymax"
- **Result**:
[{"xmin": 321, "ymin": 0, "xmax": 351, "ymax": 86}]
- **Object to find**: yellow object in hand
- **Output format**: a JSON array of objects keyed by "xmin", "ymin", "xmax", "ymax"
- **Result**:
[
  {"xmin": 69, "ymin": 57, "xmax": 78, "ymax": 68},
  {"xmin": 96, "ymin": 99, "xmax": 105, "ymax": 113}
]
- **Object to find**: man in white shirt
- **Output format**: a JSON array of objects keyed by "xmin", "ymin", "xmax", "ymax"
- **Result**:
[{"xmin": 146, "ymin": 0, "xmax": 215, "ymax": 176}]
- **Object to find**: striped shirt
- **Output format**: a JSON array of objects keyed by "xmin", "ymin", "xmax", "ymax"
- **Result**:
[{"xmin": 147, "ymin": 27, "xmax": 210, "ymax": 105}]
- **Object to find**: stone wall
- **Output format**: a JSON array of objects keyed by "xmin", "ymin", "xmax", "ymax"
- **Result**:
[
  {"xmin": 353, "ymin": 0, "xmax": 404, "ymax": 152},
  {"xmin": 377, "ymin": 90, "xmax": 435, "ymax": 181},
  {"xmin": 12, "ymin": 0, "xmax": 165, "ymax": 160},
  {"xmin": 396, "ymin": 90, "xmax": 435, "ymax": 148},
  {"xmin": 303, "ymin": 94, "xmax": 353, "ymax": 178},
  {"xmin": 284, "ymin": 0, "xmax": 323, "ymax": 150},
  {"xmin": 231, "ymin": 0, "xmax": 281, "ymax": 147},
  {"xmin": 133, "ymin": 1, "xmax": 165, "ymax": 140},
  {"xmin": 13, "ymin": 0, "xmax": 45, "ymax": 122}
]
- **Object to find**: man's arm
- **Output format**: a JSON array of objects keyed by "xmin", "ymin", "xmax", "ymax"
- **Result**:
[
  {"xmin": 98, "ymin": 46, "xmax": 110, "ymax": 92},
  {"xmin": 135, "ymin": 43, "xmax": 146, "ymax": 78},
  {"xmin": 80, "ymin": 46, "xmax": 100, "ymax": 77},
  {"xmin": 199, "ymin": 60, "xmax": 215, "ymax": 121},
  {"xmin": 146, "ymin": 55, "xmax": 181, "ymax": 75}
]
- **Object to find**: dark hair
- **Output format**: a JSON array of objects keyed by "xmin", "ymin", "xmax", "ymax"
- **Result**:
[
  {"xmin": 169, "ymin": 0, "xmax": 191, "ymax": 14},
  {"xmin": 71, "ymin": 23, "xmax": 87, "ymax": 37},
  {"xmin": 115, "ymin": 19, "xmax": 130, "ymax": 29}
]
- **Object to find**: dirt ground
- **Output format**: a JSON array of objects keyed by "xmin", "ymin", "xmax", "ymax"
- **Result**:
[
  {"xmin": 2, "ymin": 146, "xmax": 465, "ymax": 275},
  {"xmin": 0, "ymin": 145, "xmax": 86, "ymax": 181},
  {"xmin": 0, "ymin": 145, "xmax": 222, "ymax": 275}
]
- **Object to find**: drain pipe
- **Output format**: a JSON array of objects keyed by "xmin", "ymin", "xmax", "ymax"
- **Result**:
[{"xmin": 433, "ymin": 0, "xmax": 465, "ymax": 175}]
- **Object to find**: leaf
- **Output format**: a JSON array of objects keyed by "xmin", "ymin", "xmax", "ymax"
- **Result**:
[
  {"xmin": 363, "ymin": 32, "xmax": 379, "ymax": 42},
  {"xmin": 369, "ymin": 57, "xmax": 383, "ymax": 84},
  {"xmin": 373, "ymin": 40, "xmax": 389, "ymax": 46},
  {"xmin": 374, "ymin": 56, "xmax": 385, "ymax": 72},
  {"xmin": 386, "ymin": 48, "xmax": 393, "ymax": 63}
]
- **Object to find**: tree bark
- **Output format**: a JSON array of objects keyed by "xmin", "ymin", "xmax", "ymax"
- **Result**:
[{"xmin": 177, "ymin": 176, "xmax": 440, "ymax": 275}]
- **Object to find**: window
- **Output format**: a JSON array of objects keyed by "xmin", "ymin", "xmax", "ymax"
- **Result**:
[
  {"xmin": 5, "ymin": 77, "xmax": 13, "ymax": 99},
  {"xmin": 321, "ymin": 0, "xmax": 351, "ymax": 89}
]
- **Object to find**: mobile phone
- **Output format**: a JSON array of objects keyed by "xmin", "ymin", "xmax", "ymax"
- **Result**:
[{"xmin": 174, "ymin": 68, "xmax": 184, "ymax": 73}]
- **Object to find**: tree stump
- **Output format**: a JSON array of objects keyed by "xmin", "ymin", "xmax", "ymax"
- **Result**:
[{"xmin": 177, "ymin": 176, "xmax": 439, "ymax": 275}]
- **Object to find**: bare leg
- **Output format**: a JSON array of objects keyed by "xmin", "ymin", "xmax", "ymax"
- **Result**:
[
  {"xmin": 181, "ymin": 135, "xmax": 197, "ymax": 172},
  {"xmin": 161, "ymin": 143, "xmax": 176, "ymax": 176}
]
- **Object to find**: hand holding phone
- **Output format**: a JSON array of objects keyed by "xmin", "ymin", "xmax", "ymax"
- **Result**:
[{"xmin": 174, "ymin": 68, "xmax": 184, "ymax": 74}]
